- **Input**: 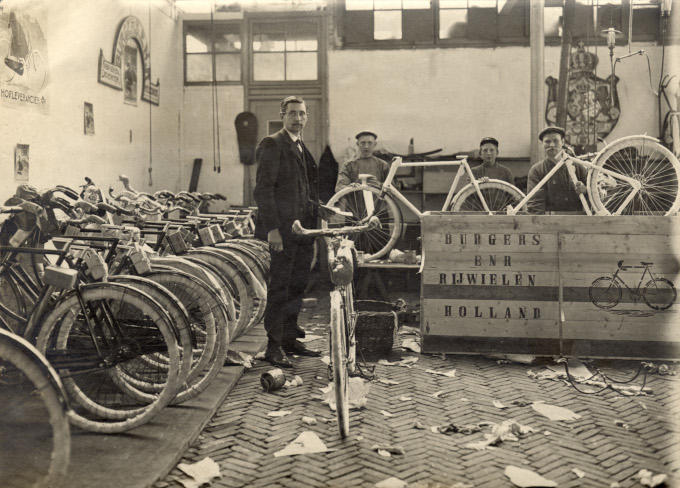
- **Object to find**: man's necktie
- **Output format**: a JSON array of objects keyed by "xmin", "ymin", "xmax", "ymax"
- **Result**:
[{"xmin": 296, "ymin": 140, "xmax": 303, "ymax": 154}]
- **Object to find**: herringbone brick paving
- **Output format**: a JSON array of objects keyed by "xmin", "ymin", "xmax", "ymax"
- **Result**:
[{"xmin": 155, "ymin": 292, "xmax": 679, "ymax": 488}]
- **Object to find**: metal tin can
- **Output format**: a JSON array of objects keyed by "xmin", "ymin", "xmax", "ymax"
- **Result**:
[{"xmin": 260, "ymin": 368, "xmax": 287, "ymax": 392}]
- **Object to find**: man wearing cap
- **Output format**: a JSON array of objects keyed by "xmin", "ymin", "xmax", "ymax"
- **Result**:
[
  {"xmin": 526, "ymin": 126, "xmax": 587, "ymax": 214},
  {"xmin": 335, "ymin": 131, "xmax": 390, "ymax": 192},
  {"xmin": 253, "ymin": 95, "xmax": 321, "ymax": 368},
  {"xmin": 471, "ymin": 137, "xmax": 514, "ymax": 184}
]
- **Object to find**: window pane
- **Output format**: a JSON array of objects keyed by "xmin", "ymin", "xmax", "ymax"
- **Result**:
[
  {"xmin": 286, "ymin": 52, "xmax": 317, "ymax": 80},
  {"xmin": 186, "ymin": 53, "xmax": 212, "ymax": 82},
  {"xmin": 215, "ymin": 53, "xmax": 241, "ymax": 81},
  {"xmin": 346, "ymin": 0, "xmax": 373, "ymax": 9},
  {"xmin": 214, "ymin": 31, "xmax": 241, "ymax": 52},
  {"xmin": 253, "ymin": 32, "xmax": 285, "ymax": 52},
  {"xmin": 469, "ymin": 0, "xmax": 496, "ymax": 7},
  {"xmin": 439, "ymin": 9, "xmax": 467, "ymax": 38},
  {"xmin": 403, "ymin": 0, "xmax": 431, "ymax": 9},
  {"xmin": 440, "ymin": 0, "xmax": 467, "ymax": 7},
  {"xmin": 374, "ymin": 0, "xmax": 401, "ymax": 9},
  {"xmin": 185, "ymin": 26, "xmax": 212, "ymax": 53},
  {"xmin": 286, "ymin": 23, "xmax": 318, "ymax": 51},
  {"xmin": 544, "ymin": 6, "xmax": 561, "ymax": 36},
  {"xmin": 253, "ymin": 53, "xmax": 284, "ymax": 80},
  {"xmin": 374, "ymin": 10, "xmax": 402, "ymax": 39}
]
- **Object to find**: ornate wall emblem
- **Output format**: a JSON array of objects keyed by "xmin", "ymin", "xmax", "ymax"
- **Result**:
[
  {"xmin": 97, "ymin": 16, "xmax": 159, "ymax": 105},
  {"xmin": 545, "ymin": 43, "xmax": 619, "ymax": 153}
]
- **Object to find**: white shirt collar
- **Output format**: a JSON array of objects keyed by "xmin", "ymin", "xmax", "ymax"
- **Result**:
[{"xmin": 284, "ymin": 128, "xmax": 301, "ymax": 143}]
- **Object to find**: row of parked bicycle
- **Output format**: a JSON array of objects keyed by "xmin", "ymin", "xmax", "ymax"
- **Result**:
[{"xmin": 0, "ymin": 176, "xmax": 269, "ymax": 488}]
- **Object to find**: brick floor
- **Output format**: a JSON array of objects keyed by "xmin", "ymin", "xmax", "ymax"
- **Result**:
[{"xmin": 155, "ymin": 291, "xmax": 680, "ymax": 488}]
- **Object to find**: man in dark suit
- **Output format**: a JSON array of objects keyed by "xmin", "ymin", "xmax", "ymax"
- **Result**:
[{"xmin": 254, "ymin": 95, "xmax": 321, "ymax": 368}]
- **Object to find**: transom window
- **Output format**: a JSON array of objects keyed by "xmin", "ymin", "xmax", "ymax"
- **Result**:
[
  {"xmin": 251, "ymin": 21, "xmax": 319, "ymax": 81},
  {"xmin": 341, "ymin": 0, "xmax": 663, "ymax": 48},
  {"xmin": 184, "ymin": 22, "xmax": 242, "ymax": 84}
]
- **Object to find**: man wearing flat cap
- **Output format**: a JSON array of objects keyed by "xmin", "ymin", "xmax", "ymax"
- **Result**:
[
  {"xmin": 526, "ymin": 126, "xmax": 587, "ymax": 214},
  {"xmin": 335, "ymin": 131, "xmax": 390, "ymax": 192},
  {"xmin": 471, "ymin": 137, "xmax": 514, "ymax": 184}
]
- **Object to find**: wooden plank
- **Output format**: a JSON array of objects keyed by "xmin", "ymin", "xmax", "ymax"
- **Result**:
[
  {"xmin": 561, "ymin": 339, "xmax": 680, "ymax": 359},
  {"xmin": 422, "ymin": 335, "xmax": 561, "ymax": 355},
  {"xmin": 423, "ymin": 232, "xmax": 557, "ymax": 254},
  {"xmin": 422, "ymin": 284, "xmax": 558, "ymax": 300},
  {"xmin": 422, "ymin": 251, "xmax": 558, "ymax": 271},
  {"xmin": 422, "ymin": 269, "xmax": 557, "ymax": 287},
  {"xmin": 557, "ymin": 253, "xmax": 680, "ymax": 274},
  {"xmin": 559, "ymin": 233, "xmax": 680, "ymax": 254},
  {"xmin": 422, "ymin": 298, "xmax": 558, "ymax": 337},
  {"xmin": 421, "ymin": 213, "xmax": 680, "ymax": 236},
  {"xmin": 560, "ymin": 317, "xmax": 680, "ymax": 342}
]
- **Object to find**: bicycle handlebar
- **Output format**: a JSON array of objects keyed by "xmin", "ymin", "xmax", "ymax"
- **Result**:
[{"xmin": 291, "ymin": 216, "xmax": 381, "ymax": 237}]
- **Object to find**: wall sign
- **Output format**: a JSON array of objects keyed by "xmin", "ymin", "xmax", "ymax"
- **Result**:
[
  {"xmin": 14, "ymin": 143, "xmax": 29, "ymax": 181},
  {"xmin": 97, "ymin": 16, "xmax": 159, "ymax": 105},
  {"xmin": 0, "ymin": 5, "xmax": 49, "ymax": 112}
]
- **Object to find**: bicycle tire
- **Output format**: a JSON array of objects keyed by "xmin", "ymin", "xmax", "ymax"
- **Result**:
[
  {"xmin": 589, "ymin": 277, "xmax": 622, "ymax": 309},
  {"xmin": 588, "ymin": 135, "xmax": 680, "ymax": 215},
  {"xmin": 642, "ymin": 278, "xmax": 676, "ymax": 310},
  {"xmin": 330, "ymin": 290, "xmax": 350, "ymax": 438},
  {"xmin": 449, "ymin": 179, "xmax": 526, "ymax": 213},
  {"xmin": 0, "ymin": 330, "xmax": 70, "ymax": 488},
  {"xmin": 186, "ymin": 249, "xmax": 254, "ymax": 338},
  {"xmin": 325, "ymin": 184, "xmax": 402, "ymax": 261},
  {"xmin": 144, "ymin": 268, "xmax": 229, "ymax": 404},
  {"xmin": 35, "ymin": 282, "xmax": 181, "ymax": 433},
  {"xmin": 107, "ymin": 275, "xmax": 196, "ymax": 391}
]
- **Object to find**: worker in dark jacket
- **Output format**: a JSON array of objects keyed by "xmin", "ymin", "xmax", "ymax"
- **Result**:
[{"xmin": 253, "ymin": 95, "xmax": 320, "ymax": 368}]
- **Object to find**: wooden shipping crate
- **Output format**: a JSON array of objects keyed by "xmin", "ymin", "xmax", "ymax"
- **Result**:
[{"xmin": 421, "ymin": 213, "xmax": 680, "ymax": 359}]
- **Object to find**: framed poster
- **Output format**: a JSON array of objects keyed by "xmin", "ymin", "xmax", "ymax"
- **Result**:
[
  {"xmin": 123, "ymin": 44, "xmax": 137, "ymax": 106},
  {"xmin": 84, "ymin": 101, "xmax": 94, "ymax": 135},
  {"xmin": 14, "ymin": 144, "xmax": 29, "ymax": 181}
]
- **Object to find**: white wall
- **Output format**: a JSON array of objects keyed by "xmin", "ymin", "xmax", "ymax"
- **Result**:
[
  {"xmin": 0, "ymin": 0, "xmax": 183, "ymax": 198},
  {"xmin": 328, "ymin": 44, "xmax": 665, "ymax": 160},
  {"xmin": 181, "ymin": 86, "xmax": 245, "ymax": 208}
]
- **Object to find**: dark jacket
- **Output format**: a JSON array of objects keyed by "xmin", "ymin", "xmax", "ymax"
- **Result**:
[
  {"xmin": 526, "ymin": 158, "xmax": 587, "ymax": 213},
  {"xmin": 253, "ymin": 129, "xmax": 318, "ymax": 245}
]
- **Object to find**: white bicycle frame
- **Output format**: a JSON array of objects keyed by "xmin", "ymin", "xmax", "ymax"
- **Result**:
[
  {"xmin": 360, "ymin": 156, "xmax": 493, "ymax": 218},
  {"xmin": 506, "ymin": 150, "xmax": 642, "ymax": 216}
]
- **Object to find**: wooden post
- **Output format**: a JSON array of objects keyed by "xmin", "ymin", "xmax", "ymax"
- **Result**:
[
  {"xmin": 556, "ymin": 0, "xmax": 576, "ymax": 130},
  {"xmin": 529, "ymin": 0, "xmax": 545, "ymax": 166}
]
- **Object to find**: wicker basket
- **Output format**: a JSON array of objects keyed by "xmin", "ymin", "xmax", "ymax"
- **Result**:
[{"xmin": 354, "ymin": 300, "xmax": 398, "ymax": 358}]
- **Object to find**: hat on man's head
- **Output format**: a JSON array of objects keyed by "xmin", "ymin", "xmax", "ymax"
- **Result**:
[
  {"xmin": 355, "ymin": 130, "xmax": 378, "ymax": 140},
  {"xmin": 479, "ymin": 137, "xmax": 499, "ymax": 147},
  {"xmin": 538, "ymin": 126, "xmax": 566, "ymax": 141}
]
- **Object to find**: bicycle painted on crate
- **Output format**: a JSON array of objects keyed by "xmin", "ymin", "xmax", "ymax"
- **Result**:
[
  {"xmin": 589, "ymin": 260, "xmax": 677, "ymax": 311},
  {"xmin": 292, "ymin": 210, "xmax": 381, "ymax": 438},
  {"xmin": 326, "ymin": 135, "xmax": 680, "ymax": 261}
]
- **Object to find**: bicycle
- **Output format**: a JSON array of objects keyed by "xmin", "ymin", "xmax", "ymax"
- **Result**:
[
  {"xmin": 589, "ymin": 260, "xmax": 677, "ymax": 311},
  {"xmin": 467, "ymin": 135, "xmax": 680, "ymax": 217},
  {"xmin": 293, "ymin": 211, "xmax": 381, "ymax": 438},
  {"xmin": 0, "ymin": 328, "xmax": 70, "ymax": 488},
  {"xmin": 324, "ymin": 156, "xmax": 525, "ymax": 260}
]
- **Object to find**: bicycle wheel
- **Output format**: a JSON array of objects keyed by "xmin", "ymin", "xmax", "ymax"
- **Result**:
[
  {"xmin": 325, "ymin": 184, "xmax": 402, "ymax": 261},
  {"xmin": 107, "ymin": 275, "xmax": 196, "ymax": 395},
  {"xmin": 589, "ymin": 277, "xmax": 622, "ymax": 309},
  {"xmin": 643, "ymin": 278, "xmax": 676, "ymax": 310},
  {"xmin": 588, "ymin": 135, "xmax": 680, "ymax": 215},
  {"xmin": 35, "ymin": 283, "xmax": 181, "ymax": 433},
  {"xmin": 0, "ymin": 330, "xmax": 70, "ymax": 488},
  {"xmin": 144, "ymin": 269, "xmax": 229, "ymax": 404},
  {"xmin": 330, "ymin": 290, "xmax": 350, "ymax": 438},
  {"xmin": 449, "ymin": 179, "xmax": 526, "ymax": 213}
]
